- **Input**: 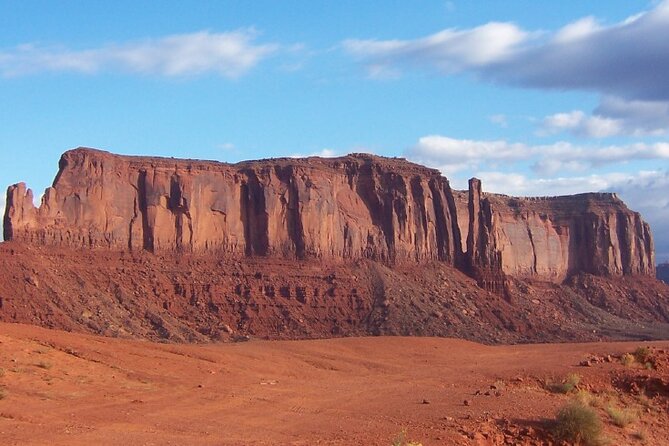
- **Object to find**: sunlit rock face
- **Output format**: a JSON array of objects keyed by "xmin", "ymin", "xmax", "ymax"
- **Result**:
[{"xmin": 4, "ymin": 148, "xmax": 655, "ymax": 285}]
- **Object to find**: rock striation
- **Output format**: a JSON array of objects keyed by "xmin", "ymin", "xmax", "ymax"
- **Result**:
[
  {"xmin": 4, "ymin": 148, "xmax": 656, "ymax": 284},
  {"xmin": 4, "ymin": 148, "xmax": 462, "ymax": 264}
]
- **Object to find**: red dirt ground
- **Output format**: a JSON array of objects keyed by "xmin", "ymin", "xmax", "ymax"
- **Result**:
[{"xmin": 1, "ymin": 323, "xmax": 668, "ymax": 445}]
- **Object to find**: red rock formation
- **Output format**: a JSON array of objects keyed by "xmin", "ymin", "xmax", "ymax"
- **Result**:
[
  {"xmin": 466, "ymin": 178, "xmax": 508, "ymax": 294},
  {"xmin": 481, "ymin": 190, "xmax": 656, "ymax": 280},
  {"xmin": 3, "ymin": 148, "xmax": 656, "ymax": 284},
  {"xmin": 4, "ymin": 148, "xmax": 463, "ymax": 264}
]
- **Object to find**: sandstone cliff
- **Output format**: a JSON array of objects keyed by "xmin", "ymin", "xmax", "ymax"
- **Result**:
[
  {"xmin": 4, "ymin": 148, "xmax": 656, "ymax": 283},
  {"xmin": 4, "ymin": 148, "xmax": 462, "ymax": 264}
]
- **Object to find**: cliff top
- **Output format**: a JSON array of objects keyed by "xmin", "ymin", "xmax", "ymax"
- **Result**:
[{"xmin": 62, "ymin": 147, "xmax": 443, "ymax": 178}]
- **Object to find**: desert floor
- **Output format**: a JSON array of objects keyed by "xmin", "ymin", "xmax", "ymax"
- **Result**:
[{"xmin": 0, "ymin": 323, "xmax": 667, "ymax": 445}]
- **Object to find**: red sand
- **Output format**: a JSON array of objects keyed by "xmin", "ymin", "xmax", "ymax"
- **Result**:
[{"xmin": 1, "ymin": 323, "xmax": 668, "ymax": 445}]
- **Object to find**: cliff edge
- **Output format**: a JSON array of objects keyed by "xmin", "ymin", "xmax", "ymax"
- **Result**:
[{"xmin": 4, "ymin": 148, "xmax": 656, "ymax": 284}]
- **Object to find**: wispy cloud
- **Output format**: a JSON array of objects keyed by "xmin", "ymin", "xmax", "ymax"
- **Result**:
[
  {"xmin": 541, "ymin": 97, "xmax": 669, "ymax": 138},
  {"xmin": 540, "ymin": 110, "xmax": 622, "ymax": 138},
  {"xmin": 343, "ymin": 22, "xmax": 528, "ymax": 77},
  {"xmin": 0, "ymin": 30, "xmax": 279, "ymax": 78},
  {"xmin": 289, "ymin": 148, "xmax": 341, "ymax": 158},
  {"xmin": 406, "ymin": 135, "xmax": 669, "ymax": 176}
]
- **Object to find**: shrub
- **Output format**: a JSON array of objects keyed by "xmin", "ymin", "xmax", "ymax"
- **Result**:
[
  {"xmin": 575, "ymin": 390, "xmax": 597, "ymax": 407},
  {"xmin": 606, "ymin": 405, "xmax": 637, "ymax": 428},
  {"xmin": 552, "ymin": 403, "xmax": 603, "ymax": 446},
  {"xmin": 632, "ymin": 347, "xmax": 651, "ymax": 364},
  {"xmin": 548, "ymin": 373, "xmax": 581, "ymax": 394},
  {"xmin": 391, "ymin": 429, "xmax": 423, "ymax": 446},
  {"xmin": 620, "ymin": 353, "xmax": 635, "ymax": 366}
]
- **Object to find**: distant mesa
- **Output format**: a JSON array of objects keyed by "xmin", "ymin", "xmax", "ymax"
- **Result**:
[{"xmin": 3, "ymin": 147, "xmax": 656, "ymax": 291}]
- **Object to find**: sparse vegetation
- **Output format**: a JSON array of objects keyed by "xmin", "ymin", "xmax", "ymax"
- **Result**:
[
  {"xmin": 621, "ymin": 347, "xmax": 655, "ymax": 369},
  {"xmin": 36, "ymin": 361, "xmax": 52, "ymax": 370},
  {"xmin": 391, "ymin": 429, "xmax": 423, "ymax": 446},
  {"xmin": 547, "ymin": 373, "xmax": 581, "ymax": 394},
  {"xmin": 552, "ymin": 402, "xmax": 604, "ymax": 446},
  {"xmin": 636, "ymin": 392, "xmax": 654, "ymax": 411},
  {"xmin": 621, "ymin": 353, "xmax": 635, "ymax": 366},
  {"xmin": 632, "ymin": 347, "xmax": 651, "ymax": 364},
  {"xmin": 575, "ymin": 389, "xmax": 597, "ymax": 407},
  {"xmin": 606, "ymin": 405, "xmax": 637, "ymax": 428}
]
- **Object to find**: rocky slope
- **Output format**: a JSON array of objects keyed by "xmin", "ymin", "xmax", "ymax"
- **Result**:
[
  {"xmin": 1, "ymin": 148, "xmax": 666, "ymax": 343},
  {"xmin": 0, "ymin": 242, "xmax": 667, "ymax": 343}
]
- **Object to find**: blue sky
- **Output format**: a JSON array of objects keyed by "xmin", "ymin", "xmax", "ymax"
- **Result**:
[{"xmin": 1, "ymin": 1, "xmax": 669, "ymax": 262}]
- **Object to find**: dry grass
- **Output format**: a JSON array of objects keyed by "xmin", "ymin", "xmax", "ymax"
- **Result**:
[
  {"xmin": 632, "ymin": 347, "xmax": 651, "ymax": 364},
  {"xmin": 36, "ymin": 361, "xmax": 52, "ymax": 370},
  {"xmin": 391, "ymin": 429, "xmax": 423, "ymax": 446},
  {"xmin": 606, "ymin": 405, "xmax": 637, "ymax": 428},
  {"xmin": 552, "ymin": 403, "xmax": 604, "ymax": 446},
  {"xmin": 575, "ymin": 389, "xmax": 599, "ymax": 407},
  {"xmin": 621, "ymin": 353, "xmax": 635, "ymax": 366},
  {"xmin": 547, "ymin": 373, "xmax": 581, "ymax": 394}
]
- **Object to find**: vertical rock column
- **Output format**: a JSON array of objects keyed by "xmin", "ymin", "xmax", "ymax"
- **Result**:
[{"xmin": 466, "ymin": 178, "xmax": 507, "ymax": 294}]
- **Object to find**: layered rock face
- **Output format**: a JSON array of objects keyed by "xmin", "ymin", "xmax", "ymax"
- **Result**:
[
  {"xmin": 4, "ymin": 148, "xmax": 462, "ymax": 264},
  {"xmin": 4, "ymin": 148, "xmax": 656, "ymax": 283}
]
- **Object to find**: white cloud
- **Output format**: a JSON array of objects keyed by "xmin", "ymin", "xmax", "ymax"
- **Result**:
[
  {"xmin": 407, "ymin": 135, "xmax": 669, "ymax": 176},
  {"xmin": 553, "ymin": 16, "xmax": 602, "ymax": 43},
  {"xmin": 471, "ymin": 170, "xmax": 643, "ymax": 197},
  {"xmin": 541, "ymin": 111, "xmax": 622, "ymax": 138},
  {"xmin": 344, "ymin": 1, "xmax": 669, "ymax": 101},
  {"xmin": 0, "ymin": 30, "xmax": 278, "ymax": 78},
  {"xmin": 289, "ymin": 148, "xmax": 340, "ymax": 158},
  {"xmin": 343, "ymin": 22, "xmax": 527, "ymax": 75},
  {"xmin": 541, "ymin": 96, "xmax": 669, "ymax": 138}
]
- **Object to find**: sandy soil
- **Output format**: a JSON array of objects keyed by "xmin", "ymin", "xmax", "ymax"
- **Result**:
[{"xmin": 0, "ymin": 323, "xmax": 668, "ymax": 445}]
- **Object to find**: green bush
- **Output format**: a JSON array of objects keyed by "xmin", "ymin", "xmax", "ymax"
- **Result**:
[{"xmin": 552, "ymin": 403, "xmax": 603, "ymax": 446}]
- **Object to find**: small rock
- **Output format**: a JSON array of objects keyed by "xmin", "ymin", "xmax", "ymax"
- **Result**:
[
  {"xmin": 421, "ymin": 399, "xmax": 430, "ymax": 405},
  {"xmin": 464, "ymin": 399, "xmax": 471, "ymax": 406}
]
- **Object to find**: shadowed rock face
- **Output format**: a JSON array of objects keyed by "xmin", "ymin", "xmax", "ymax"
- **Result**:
[{"xmin": 4, "ymin": 148, "xmax": 656, "ymax": 284}]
